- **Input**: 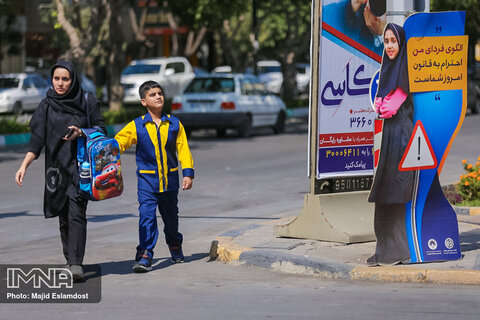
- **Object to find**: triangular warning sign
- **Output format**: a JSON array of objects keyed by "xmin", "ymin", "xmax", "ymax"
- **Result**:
[{"xmin": 399, "ymin": 120, "xmax": 438, "ymax": 171}]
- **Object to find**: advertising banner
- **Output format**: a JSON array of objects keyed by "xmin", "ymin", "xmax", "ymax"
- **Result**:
[
  {"xmin": 317, "ymin": 0, "xmax": 383, "ymax": 182},
  {"xmin": 403, "ymin": 11, "xmax": 467, "ymax": 262}
]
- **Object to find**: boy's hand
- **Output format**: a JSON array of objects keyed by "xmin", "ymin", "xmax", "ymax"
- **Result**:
[{"xmin": 182, "ymin": 177, "xmax": 193, "ymax": 190}]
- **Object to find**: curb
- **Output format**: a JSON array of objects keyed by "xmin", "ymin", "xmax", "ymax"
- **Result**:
[
  {"xmin": 454, "ymin": 206, "xmax": 480, "ymax": 216},
  {"xmin": 286, "ymin": 107, "xmax": 309, "ymax": 118},
  {"xmin": 0, "ymin": 109, "xmax": 311, "ymax": 148},
  {"xmin": 0, "ymin": 124, "xmax": 125, "ymax": 148},
  {"xmin": 351, "ymin": 267, "xmax": 480, "ymax": 285},
  {"xmin": 209, "ymin": 237, "xmax": 480, "ymax": 285}
]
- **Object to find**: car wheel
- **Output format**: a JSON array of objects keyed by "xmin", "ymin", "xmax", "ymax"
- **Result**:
[
  {"xmin": 238, "ymin": 115, "xmax": 251, "ymax": 138},
  {"xmin": 216, "ymin": 129, "xmax": 226, "ymax": 138},
  {"xmin": 273, "ymin": 111, "xmax": 286, "ymax": 134},
  {"xmin": 12, "ymin": 102, "xmax": 23, "ymax": 116}
]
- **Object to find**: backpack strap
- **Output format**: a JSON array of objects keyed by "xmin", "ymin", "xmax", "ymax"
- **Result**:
[{"xmin": 84, "ymin": 91, "xmax": 91, "ymax": 128}]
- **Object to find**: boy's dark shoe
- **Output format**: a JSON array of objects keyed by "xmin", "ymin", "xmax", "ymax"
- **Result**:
[
  {"xmin": 133, "ymin": 254, "xmax": 152, "ymax": 273},
  {"xmin": 169, "ymin": 245, "xmax": 185, "ymax": 263},
  {"xmin": 70, "ymin": 265, "xmax": 84, "ymax": 282}
]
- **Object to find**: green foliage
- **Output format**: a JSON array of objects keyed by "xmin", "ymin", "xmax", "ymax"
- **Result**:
[
  {"xmin": 0, "ymin": 118, "xmax": 29, "ymax": 135},
  {"xmin": 460, "ymin": 199, "xmax": 480, "ymax": 207},
  {"xmin": 102, "ymin": 108, "xmax": 145, "ymax": 125},
  {"xmin": 102, "ymin": 98, "xmax": 172, "ymax": 125},
  {"xmin": 431, "ymin": 0, "xmax": 480, "ymax": 46},
  {"xmin": 256, "ymin": 0, "xmax": 311, "ymax": 61},
  {"xmin": 457, "ymin": 157, "xmax": 480, "ymax": 203},
  {"xmin": 168, "ymin": 0, "xmax": 249, "ymax": 31},
  {"xmin": 284, "ymin": 98, "xmax": 309, "ymax": 109}
]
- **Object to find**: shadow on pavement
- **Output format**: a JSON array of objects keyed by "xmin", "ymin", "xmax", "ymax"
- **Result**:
[
  {"xmin": 87, "ymin": 213, "xmax": 137, "ymax": 223},
  {"xmin": 95, "ymin": 252, "xmax": 209, "ymax": 277},
  {"xmin": 460, "ymin": 229, "xmax": 480, "ymax": 252},
  {"xmin": 0, "ymin": 211, "xmax": 41, "ymax": 219}
]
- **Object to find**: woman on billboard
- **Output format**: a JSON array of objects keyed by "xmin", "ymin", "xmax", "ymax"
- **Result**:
[{"xmin": 368, "ymin": 23, "xmax": 414, "ymax": 265}]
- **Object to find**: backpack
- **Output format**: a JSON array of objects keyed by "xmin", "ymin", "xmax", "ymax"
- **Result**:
[{"xmin": 76, "ymin": 127, "xmax": 124, "ymax": 201}]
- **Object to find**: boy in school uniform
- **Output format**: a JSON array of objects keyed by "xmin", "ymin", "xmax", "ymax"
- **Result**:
[{"xmin": 115, "ymin": 81, "xmax": 194, "ymax": 272}]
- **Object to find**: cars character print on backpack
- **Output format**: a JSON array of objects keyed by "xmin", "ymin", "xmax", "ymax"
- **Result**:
[
  {"xmin": 77, "ymin": 127, "xmax": 124, "ymax": 201},
  {"xmin": 91, "ymin": 140, "xmax": 123, "ymax": 200}
]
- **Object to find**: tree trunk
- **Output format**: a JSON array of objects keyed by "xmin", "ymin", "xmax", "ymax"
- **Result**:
[
  {"xmin": 105, "ymin": 0, "xmax": 126, "ymax": 111},
  {"xmin": 55, "ymin": 0, "xmax": 85, "ymax": 69},
  {"xmin": 281, "ymin": 52, "xmax": 297, "ymax": 99}
]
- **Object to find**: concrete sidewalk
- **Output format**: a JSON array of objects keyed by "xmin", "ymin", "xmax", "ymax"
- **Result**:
[{"xmin": 209, "ymin": 212, "xmax": 480, "ymax": 285}]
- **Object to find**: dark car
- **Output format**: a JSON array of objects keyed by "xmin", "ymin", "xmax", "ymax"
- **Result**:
[{"xmin": 467, "ymin": 76, "xmax": 479, "ymax": 114}]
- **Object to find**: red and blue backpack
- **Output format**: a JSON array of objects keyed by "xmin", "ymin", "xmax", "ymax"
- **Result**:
[{"xmin": 76, "ymin": 127, "xmax": 124, "ymax": 201}]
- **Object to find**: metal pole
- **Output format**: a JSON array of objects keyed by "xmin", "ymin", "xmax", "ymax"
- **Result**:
[{"xmin": 386, "ymin": 0, "xmax": 414, "ymax": 24}]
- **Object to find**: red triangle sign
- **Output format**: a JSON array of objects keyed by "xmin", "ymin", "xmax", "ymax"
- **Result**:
[{"xmin": 399, "ymin": 120, "xmax": 438, "ymax": 171}]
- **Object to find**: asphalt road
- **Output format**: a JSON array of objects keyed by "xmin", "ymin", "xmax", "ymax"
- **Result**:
[{"xmin": 0, "ymin": 116, "xmax": 479, "ymax": 319}]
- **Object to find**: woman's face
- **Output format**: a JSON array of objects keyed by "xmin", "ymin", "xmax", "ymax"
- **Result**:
[
  {"xmin": 52, "ymin": 67, "xmax": 72, "ymax": 95},
  {"xmin": 384, "ymin": 29, "xmax": 399, "ymax": 60}
]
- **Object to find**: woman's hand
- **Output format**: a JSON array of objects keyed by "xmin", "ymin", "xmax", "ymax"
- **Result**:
[
  {"xmin": 15, "ymin": 167, "xmax": 26, "ymax": 186},
  {"xmin": 374, "ymin": 97, "xmax": 383, "ymax": 113},
  {"xmin": 364, "ymin": 2, "xmax": 386, "ymax": 36},
  {"xmin": 64, "ymin": 125, "xmax": 83, "ymax": 141},
  {"xmin": 15, "ymin": 152, "xmax": 36, "ymax": 186}
]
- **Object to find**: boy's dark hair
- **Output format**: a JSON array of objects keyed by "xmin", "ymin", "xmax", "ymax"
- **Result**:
[{"xmin": 139, "ymin": 81, "xmax": 164, "ymax": 99}]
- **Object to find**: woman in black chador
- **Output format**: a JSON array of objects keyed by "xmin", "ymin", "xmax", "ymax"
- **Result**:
[
  {"xmin": 368, "ymin": 23, "xmax": 414, "ymax": 265},
  {"xmin": 15, "ymin": 61, "xmax": 106, "ymax": 280}
]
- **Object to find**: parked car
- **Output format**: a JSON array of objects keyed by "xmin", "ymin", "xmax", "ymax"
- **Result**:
[
  {"xmin": 257, "ymin": 60, "xmax": 283, "ymax": 94},
  {"xmin": 171, "ymin": 74, "xmax": 287, "ymax": 138},
  {"xmin": 121, "ymin": 56, "xmax": 195, "ymax": 104},
  {"xmin": 295, "ymin": 63, "xmax": 311, "ymax": 94},
  {"xmin": 211, "ymin": 65, "xmax": 233, "ymax": 74},
  {"xmin": 257, "ymin": 60, "xmax": 310, "ymax": 95},
  {"xmin": 0, "ymin": 73, "xmax": 50, "ymax": 115}
]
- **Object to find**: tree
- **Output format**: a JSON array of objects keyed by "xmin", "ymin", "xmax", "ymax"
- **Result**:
[
  {"xmin": 52, "ymin": 0, "xmax": 155, "ymax": 110},
  {"xmin": 431, "ymin": 0, "xmax": 480, "ymax": 58},
  {"xmin": 0, "ymin": 0, "xmax": 24, "ymax": 71},
  {"xmin": 256, "ymin": 0, "xmax": 311, "ymax": 99}
]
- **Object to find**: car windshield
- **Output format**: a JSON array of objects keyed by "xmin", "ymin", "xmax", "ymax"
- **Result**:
[
  {"xmin": 0, "ymin": 77, "xmax": 20, "ymax": 88},
  {"xmin": 122, "ymin": 64, "xmax": 161, "ymax": 75},
  {"xmin": 185, "ymin": 78, "xmax": 235, "ymax": 93},
  {"xmin": 258, "ymin": 66, "xmax": 281, "ymax": 74}
]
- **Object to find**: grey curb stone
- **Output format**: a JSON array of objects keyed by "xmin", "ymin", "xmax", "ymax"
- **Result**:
[{"xmin": 239, "ymin": 250, "xmax": 354, "ymax": 279}]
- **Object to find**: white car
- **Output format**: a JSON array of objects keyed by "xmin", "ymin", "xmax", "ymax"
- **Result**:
[
  {"xmin": 257, "ymin": 60, "xmax": 310, "ymax": 95},
  {"xmin": 121, "ymin": 57, "xmax": 195, "ymax": 104},
  {"xmin": 257, "ymin": 60, "xmax": 283, "ymax": 94},
  {"xmin": 0, "ymin": 73, "xmax": 50, "ymax": 115},
  {"xmin": 171, "ymin": 74, "xmax": 287, "ymax": 138}
]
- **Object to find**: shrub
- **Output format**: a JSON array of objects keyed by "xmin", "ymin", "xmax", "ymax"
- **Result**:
[
  {"xmin": 442, "ymin": 184, "xmax": 463, "ymax": 205},
  {"xmin": 457, "ymin": 157, "xmax": 480, "ymax": 203},
  {"xmin": 0, "ymin": 117, "xmax": 29, "ymax": 134},
  {"xmin": 102, "ymin": 98, "xmax": 172, "ymax": 125},
  {"xmin": 284, "ymin": 98, "xmax": 309, "ymax": 109}
]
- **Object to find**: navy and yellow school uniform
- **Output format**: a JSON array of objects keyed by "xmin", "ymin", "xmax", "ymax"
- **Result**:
[{"xmin": 115, "ymin": 112, "xmax": 194, "ymax": 257}]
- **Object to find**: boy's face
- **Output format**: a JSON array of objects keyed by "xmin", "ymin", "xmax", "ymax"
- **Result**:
[{"xmin": 141, "ymin": 87, "xmax": 164, "ymax": 111}]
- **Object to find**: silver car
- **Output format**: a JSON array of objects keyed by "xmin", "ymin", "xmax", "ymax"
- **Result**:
[
  {"xmin": 171, "ymin": 74, "xmax": 287, "ymax": 138},
  {"xmin": 0, "ymin": 73, "xmax": 49, "ymax": 115}
]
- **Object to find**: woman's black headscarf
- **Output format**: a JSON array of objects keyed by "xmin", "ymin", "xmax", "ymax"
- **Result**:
[
  {"xmin": 376, "ymin": 23, "xmax": 409, "ymax": 98},
  {"xmin": 45, "ymin": 60, "xmax": 86, "ymax": 115}
]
